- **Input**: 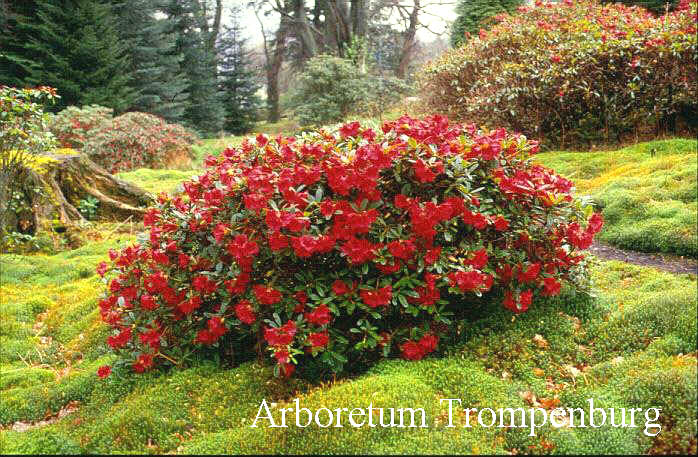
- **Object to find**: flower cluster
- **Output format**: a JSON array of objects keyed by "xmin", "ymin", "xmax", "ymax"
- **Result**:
[
  {"xmin": 420, "ymin": 0, "xmax": 697, "ymax": 148},
  {"xmin": 97, "ymin": 115, "xmax": 601, "ymax": 378}
]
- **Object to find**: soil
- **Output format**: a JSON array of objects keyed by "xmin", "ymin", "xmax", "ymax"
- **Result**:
[{"xmin": 588, "ymin": 241, "xmax": 698, "ymax": 275}]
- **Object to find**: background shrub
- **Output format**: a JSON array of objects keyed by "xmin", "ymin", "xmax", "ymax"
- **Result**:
[
  {"xmin": 83, "ymin": 112, "xmax": 198, "ymax": 173},
  {"xmin": 420, "ymin": 0, "xmax": 698, "ymax": 149},
  {"xmin": 98, "ymin": 115, "xmax": 602, "ymax": 380},
  {"xmin": 48, "ymin": 105, "xmax": 113, "ymax": 149},
  {"xmin": 292, "ymin": 55, "xmax": 411, "ymax": 126}
]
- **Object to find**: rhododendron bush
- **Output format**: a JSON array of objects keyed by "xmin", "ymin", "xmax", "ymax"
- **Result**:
[
  {"xmin": 96, "ymin": 116, "xmax": 603, "ymax": 378},
  {"xmin": 419, "ymin": 0, "xmax": 697, "ymax": 148},
  {"xmin": 83, "ymin": 112, "xmax": 198, "ymax": 173},
  {"xmin": 48, "ymin": 105, "xmax": 113, "ymax": 150}
]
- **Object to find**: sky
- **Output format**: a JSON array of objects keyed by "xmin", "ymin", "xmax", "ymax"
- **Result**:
[{"xmin": 222, "ymin": 0, "xmax": 458, "ymax": 45}]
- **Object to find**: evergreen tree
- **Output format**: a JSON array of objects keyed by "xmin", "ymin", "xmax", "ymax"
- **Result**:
[
  {"xmin": 450, "ymin": 0, "xmax": 524, "ymax": 48},
  {"xmin": 217, "ymin": 14, "xmax": 261, "ymax": 135},
  {"xmin": 0, "ymin": 1, "xmax": 39, "ymax": 87},
  {"xmin": 112, "ymin": 0, "xmax": 189, "ymax": 122},
  {"xmin": 165, "ymin": 0, "xmax": 224, "ymax": 135},
  {"xmin": 25, "ymin": 0, "xmax": 134, "ymax": 112}
]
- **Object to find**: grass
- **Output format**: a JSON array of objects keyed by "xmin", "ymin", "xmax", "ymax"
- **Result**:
[
  {"xmin": 536, "ymin": 139, "xmax": 697, "ymax": 258},
  {"xmin": 1, "ymin": 235, "xmax": 695, "ymax": 454}
]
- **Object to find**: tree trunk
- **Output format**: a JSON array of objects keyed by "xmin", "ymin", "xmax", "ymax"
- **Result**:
[
  {"xmin": 267, "ymin": 18, "xmax": 288, "ymax": 123},
  {"xmin": 396, "ymin": 0, "xmax": 419, "ymax": 79},
  {"xmin": 4, "ymin": 151, "xmax": 152, "ymax": 239}
]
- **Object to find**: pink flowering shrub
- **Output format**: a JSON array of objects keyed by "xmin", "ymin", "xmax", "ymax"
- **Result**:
[
  {"xmin": 83, "ymin": 112, "xmax": 198, "ymax": 173},
  {"xmin": 419, "ymin": 0, "xmax": 698, "ymax": 148},
  {"xmin": 48, "ymin": 105, "xmax": 113, "ymax": 149},
  {"xmin": 96, "ymin": 116, "xmax": 602, "ymax": 378}
]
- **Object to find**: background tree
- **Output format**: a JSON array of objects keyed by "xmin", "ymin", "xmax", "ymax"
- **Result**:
[
  {"xmin": 164, "ymin": 0, "xmax": 225, "ymax": 135},
  {"xmin": 112, "ymin": 0, "xmax": 189, "ymax": 123},
  {"xmin": 0, "ymin": 1, "xmax": 40, "ymax": 88},
  {"xmin": 217, "ymin": 11, "xmax": 262, "ymax": 134},
  {"xmin": 604, "ymin": 0, "xmax": 679, "ymax": 14},
  {"xmin": 23, "ymin": 0, "xmax": 135, "ymax": 112},
  {"xmin": 450, "ymin": 0, "xmax": 523, "ymax": 48}
]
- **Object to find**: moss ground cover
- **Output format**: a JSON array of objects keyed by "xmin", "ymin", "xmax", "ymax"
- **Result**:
[
  {"xmin": 536, "ymin": 139, "xmax": 697, "ymax": 257},
  {"xmin": 1, "ymin": 232, "xmax": 695, "ymax": 454},
  {"xmin": 1, "ymin": 135, "xmax": 695, "ymax": 455}
]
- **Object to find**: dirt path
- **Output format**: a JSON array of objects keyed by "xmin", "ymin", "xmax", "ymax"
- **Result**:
[{"xmin": 588, "ymin": 241, "xmax": 697, "ymax": 275}]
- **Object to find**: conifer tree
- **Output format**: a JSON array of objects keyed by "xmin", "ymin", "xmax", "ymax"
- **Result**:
[
  {"xmin": 217, "ymin": 12, "xmax": 261, "ymax": 135},
  {"xmin": 25, "ymin": 0, "xmax": 134, "ymax": 112},
  {"xmin": 112, "ymin": 0, "xmax": 189, "ymax": 122},
  {"xmin": 450, "ymin": 0, "xmax": 523, "ymax": 48},
  {"xmin": 0, "ymin": 1, "xmax": 40, "ymax": 87},
  {"xmin": 165, "ymin": 0, "xmax": 225, "ymax": 135}
]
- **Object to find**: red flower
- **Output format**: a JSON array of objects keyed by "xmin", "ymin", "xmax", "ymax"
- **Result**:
[
  {"xmin": 418, "ymin": 334, "xmax": 439, "ymax": 353},
  {"xmin": 587, "ymin": 213, "xmax": 604, "ymax": 234},
  {"xmin": 468, "ymin": 248, "xmax": 489, "ymax": 270},
  {"xmin": 388, "ymin": 239, "xmax": 416, "ymax": 260},
  {"xmin": 448, "ymin": 270, "xmax": 492, "ymax": 293},
  {"xmin": 140, "ymin": 294, "xmax": 158, "ymax": 311},
  {"xmin": 268, "ymin": 231, "xmax": 289, "ymax": 251},
  {"xmin": 97, "ymin": 365, "xmax": 111, "ymax": 379},
  {"xmin": 178, "ymin": 295, "xmax": 202, "ymax": 314},
  {"xmin": 291, "ymin": 235, "xmax": 319, "ymax": 258},
  {"xmin": 235, "ymin": 299, "xmax": 257, "ymax": 324},
  {"xmin": 253, "ymin": 284, "xmax": 282, "ymax": 305},
  {"xmin": 132, "ymin": 353, "xmax": 154, "ymax": 373},
  {"xmin": 332, "ymin": 280, "xmax": 350, "ymax": 295},
  {"xmin": 414, "ymin": 159, "xmax": 443, "ymax": 183},
  {"xmin": 308, "ymin": 331, "xmax": 329, "ymax": 348},
  {"xmin": 462, "ymin": 210, "xmax": 488, "ymax": 230},
  {"xmin": 293, "ymin": 291, "xmax": 308, "ymax": 305},
  {"xmin": 493, "ymin": 216, "xmax": 509, "ymax": 231},
  {"xmin": 264, "ymin": 320, "xmax": 297, "ymax": 346},
  {"xmin": 339, "ymin": 121, "xmax": 361, "ymax": 138},
  {"xmin": 424, "ymin": 247, "xmax": 442, "ymax": 265},
  {"xmin": 340, "ymin": 237, "xmax": 379, "ymax": 264},
  {"xmin": 518, "ymin": 263, "xmax": 541, "ymax": 283},
  {"xmin": 139, "ymin": 329, "xmax": 161, "ymax": 349},
  {"xmin": 96, "ymin": 261, "xmax": 108, "ymax": 277},
  {"xmin": 360, "ymin": 285, "xmax": 392, "ymax": 308},
  {"xmin": 519, "ymin": 290, "xmax": 533, "ymax": 309},
  {"xmin": 306, "ymin": 304, "xmax": 331, "ymax": 325},
  {"xmin": 541, "ymin": 277, "xmax": 561, "ymax": 297},
  {"xmin": 279, "ymin": 362, "xmax": 295, "ymax": 378},
  {"xmin": 107, "ymin": 327, "xmax": 132, "ymax": 349},
  {"xmin": 400, "ymin": 341, "xmax": 425, "ymax": 360}
]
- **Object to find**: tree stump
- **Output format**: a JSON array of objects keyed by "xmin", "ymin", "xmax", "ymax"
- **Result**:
[{"xmin": 9, "ymin": 151, "xmax": 153, "ymax": 236}]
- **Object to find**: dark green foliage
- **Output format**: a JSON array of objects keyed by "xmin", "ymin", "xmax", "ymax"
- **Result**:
[
  {"xmin": 216, "ymin": 12, "xmax": 261, "ymax": 135},
  {"xmin": 0, "ymin": 1, "xmax": 39, "ymax": 87},
  {"xmin": 292, "ymin": 55, "xmax": 411, "ymax": 126},
  {"xmin": 451, "ymin": 0, "xmax": 524, "ymax": 48},
  {"xmin": 112, "ymin": 0, "xmax": 189, "ymax": 123},
  {"xmin": 164, "ymin": 0, "xmax": 224, "ymax": 136},
  {"xmin": 604, "ymin": 0, "xmax": 680, "ymax": 14},
  {"xmin": 24, "ymin": 0, "xmax": 134, "ymax": 112}
]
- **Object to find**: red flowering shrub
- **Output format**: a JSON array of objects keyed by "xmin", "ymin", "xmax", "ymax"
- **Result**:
[
  {"xmin": 97, "ymin": 116, "xmax": 602, "ymax": 378},
  {"xmin": 419, "ymin": 0, "xmax": 698, "ymax": 148},
  {"xmin": 83, "ymin": 112, "xmax": 198, "ymax": 173},
  {"xmin": 48, "ymin": 105, "xmax": 113, "ymax": 149}
]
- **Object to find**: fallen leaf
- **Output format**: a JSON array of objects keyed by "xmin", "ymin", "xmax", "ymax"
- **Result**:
[
  {"xmin": 533, "ymin": 367, "xmax": 545, "ymax": 377},
  {"xmin": 564, "ymin": 364, "xmax": 580, "ymax": 377},
  {"xmin": 532, "ymin": 334, "xmax": 549, "ymax": 349}
]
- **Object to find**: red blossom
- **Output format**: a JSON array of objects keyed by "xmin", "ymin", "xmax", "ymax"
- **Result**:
[
  {"xmin": 359, "ymin": 285, "xmax": 392, "ymax": 308},
  {"xmin": 97, "ymin": 365, "xmax": 111, "ymax": 379}
]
